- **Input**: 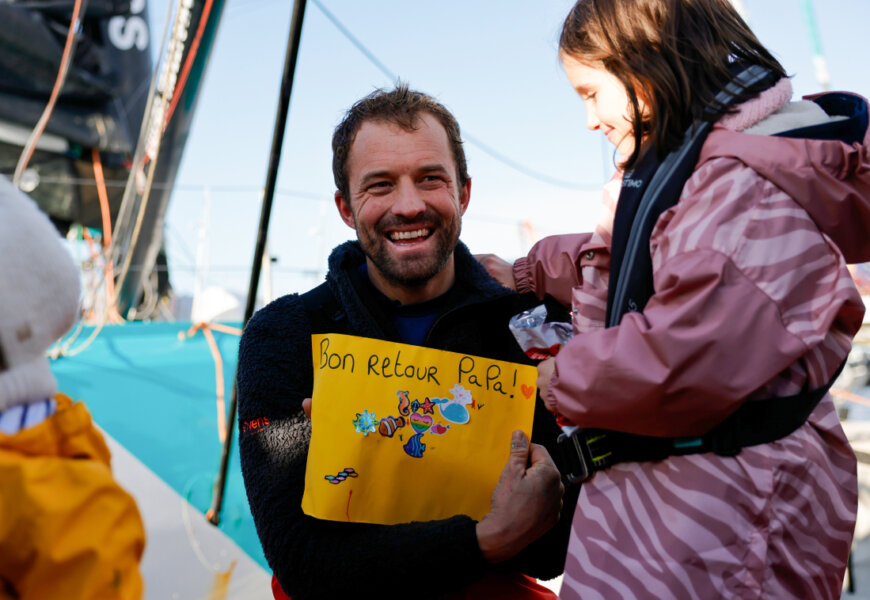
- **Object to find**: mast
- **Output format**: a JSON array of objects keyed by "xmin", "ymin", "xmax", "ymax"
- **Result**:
[
  {"xmin": 113, "ymin": 0, "xmax": 228, "ymax": 319},
  {"xmin": 799, "ymin": 0, "xmax": 830, "ymax": 91},
  {"xmin": 207, "ymin": 0, "xmax": 309, "ymax": 526}
]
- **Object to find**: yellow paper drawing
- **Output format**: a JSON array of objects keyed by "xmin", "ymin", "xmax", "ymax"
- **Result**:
[{"xmin": 301, "ymin": 333, "xmax": 538, "ymax": 525}]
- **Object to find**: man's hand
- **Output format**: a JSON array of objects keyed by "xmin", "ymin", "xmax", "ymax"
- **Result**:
[
  {"xmin": 302, "ymin": 397, "xmax": 312, "ymax": 418},
  {"xmin": 474, "ymin": 254, "xmax": 517, "ymax": 290},
  {"xmin": 476, "ymin": 431, "xmax": 563, "ymax": 563}
]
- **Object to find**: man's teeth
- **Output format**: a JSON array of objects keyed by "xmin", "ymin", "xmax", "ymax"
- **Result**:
[{"xmin": 390, "ymin": 229, "xmax": 429, "ymax": 241}]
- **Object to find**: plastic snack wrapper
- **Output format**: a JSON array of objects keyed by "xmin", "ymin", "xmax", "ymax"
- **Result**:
[{"xmin": 509, "ymin": 304, "xmax": 578, "ymax": 434}]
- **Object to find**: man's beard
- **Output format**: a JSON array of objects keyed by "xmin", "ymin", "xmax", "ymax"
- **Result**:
[{"xmin": 356, "ymin": 209, "xmax": 461, "ymax": 288}]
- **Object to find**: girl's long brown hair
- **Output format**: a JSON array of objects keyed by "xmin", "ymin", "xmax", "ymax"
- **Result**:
[{"xmin": 560, "ymin": 0, "xmax": 786, "ymax": 169}]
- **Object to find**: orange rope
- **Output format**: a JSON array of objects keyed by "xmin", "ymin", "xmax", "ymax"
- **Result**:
[
  {"xmin": 164, "ymin": 0, "xmax": 215, "ymax": 130},
  {"xmin": 182, "ymin": 322, "xmax": 243, "ymax": 443},
  {"xmin": 80, "ymin": 227, "xmax": 102, "ymax": 262},
  {"xmin": 831, "ymin": 388, "xmax": 870, "ymax": 408},
  {"xmin": 13, "ymin": 0, "xmax": 83, "ymax": 183},
  {"xmin": 92, "ymin": 148, "xmax": 113, "ymax": 248},
  {"xmin": 136, "ymin": 0, "xmax": 215, "ymax": 172},
  {"xmin": 204, "ymin": 323, "xmax": 243, "ymax": 336},
  {"xmin": 91, "ymin": 148, "xmax": 123, "ymax": 323},
  {"xmin": 202, "ymin": 327, "xmax": 227, "ymax": 443}
]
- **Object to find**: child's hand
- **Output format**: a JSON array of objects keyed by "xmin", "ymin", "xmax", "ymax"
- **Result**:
[
  {"xmin": 475, "ymin": 253, "xmax": 516, "ymax": 290},
  {"xmin": 302, "ymin": 397, "xmax": 312, "ymax": 418},
  {"xmin": 536, "ymin": 358, "xmax": 558, "ymax": 412}
]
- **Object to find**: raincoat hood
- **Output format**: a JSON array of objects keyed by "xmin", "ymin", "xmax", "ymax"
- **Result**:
[{"xmin": 698, "ymin": 91, "xmax": 870, "ymax": 264}]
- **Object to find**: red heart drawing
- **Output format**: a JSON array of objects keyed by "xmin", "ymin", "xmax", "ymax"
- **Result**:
[{"xmin": 521, "ymin": 384, "xmax": 534, "ymax": 399}]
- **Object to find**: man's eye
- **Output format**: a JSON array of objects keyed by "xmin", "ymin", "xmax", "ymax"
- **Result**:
[{"xmin": 368, "ymin": 181, "xmax": 391, "ymax": 191}]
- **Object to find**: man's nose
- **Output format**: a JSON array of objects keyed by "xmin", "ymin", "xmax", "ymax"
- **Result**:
[{"xmin": 391, "ymin": 183, "xmax": 426, "ymax": 218}]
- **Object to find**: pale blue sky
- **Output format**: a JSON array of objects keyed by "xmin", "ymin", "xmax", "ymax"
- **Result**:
[{"xmin": 150, "ymin": 0, "xmax": 868, "ymax": 304}]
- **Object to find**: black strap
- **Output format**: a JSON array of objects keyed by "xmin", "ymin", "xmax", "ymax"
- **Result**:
[
  {"xmin": 606, "ymin": 65, "xmax": 778, "ymax": 327},
  {"xmin": 558, "ymin": 360, "xmax": 845, "ymax": 484}
]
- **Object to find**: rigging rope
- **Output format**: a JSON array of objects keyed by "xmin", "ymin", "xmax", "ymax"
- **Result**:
[
  {"xmin": 179, "ymin": 323, "xmax": 244, "ymax": 444},
  {"xmin": 109, "ymin": 0, "xmax": 179, "ymax": 306},
  {"xmin": 832, "ymin": 388, "xmax": 870, "ymax": 409},
  {"xmin": 92, "ymin": 148, "xmax": 124, "ymax": 323},
  {"xmin": 111, "ymin": 0, "xmax": 220, "ymax": 319},
  {"xmin": 165, "ymin": 0, "xmax": 217, "ymax": 129},
  {"xmin": 50, "ymin": 150, "xmax": 124, "ymax": 358},
  {"xmin": 182, "ymin": 472, "xmax": 238, "ymax": 578},
  {"xmin": 12, "ymin": 0, "xmax": 87, "ymax": 187}
]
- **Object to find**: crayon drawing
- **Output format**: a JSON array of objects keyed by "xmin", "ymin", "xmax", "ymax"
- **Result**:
[{"xmin": 302, "ymin": 333, "xmax": 537, "ymax": 524}]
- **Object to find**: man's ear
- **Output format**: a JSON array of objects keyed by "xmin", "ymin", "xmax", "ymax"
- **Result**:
[
  {"xmin": 335, "ymin": 191, "xmax": 356, "ymax": 229},
  {"xmin": 458, "ymin": 178, "xmax": 471, "ymax": 216}
]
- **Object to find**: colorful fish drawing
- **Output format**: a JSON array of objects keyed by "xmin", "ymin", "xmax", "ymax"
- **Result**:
[
  {"xmin": 403, "ymin": 433, "xmax": 426, "ymax": 458},
  {"xmin": 430, "ymin": 423, "xmax": 450, "ymax": 435},
  {"xmin": 378, "ymin": 416, "xmax": 406, "ymax": 437}
]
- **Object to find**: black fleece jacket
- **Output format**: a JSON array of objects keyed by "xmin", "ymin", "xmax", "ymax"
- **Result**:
[{"xmin": 237, "ymin": 241, "xmax": 578, "ymax": 599}]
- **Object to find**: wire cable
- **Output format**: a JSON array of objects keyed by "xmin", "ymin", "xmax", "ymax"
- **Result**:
[
  {"xmin": 48, "ymin": 150, "xmax": 124, "ymax": 359},
  {"xmin": 309, "ymin": 0, "xmax": 595, "ymax": 191},
  {"xmin": 109, "ymin": 0, "xmax": 177, "ymax": 284},
  {"xmin": 182, "ymin": 473, "xmax": 230, "ymax": 573},
  {"xmin": 310, "ymin": 0, "xmax": 395, "ymax": 85}
]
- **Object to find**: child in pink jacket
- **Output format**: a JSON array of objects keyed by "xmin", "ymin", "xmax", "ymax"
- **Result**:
[{"xmin": 480, "ymin": 0, "xmax": 869, "ymax": 597}]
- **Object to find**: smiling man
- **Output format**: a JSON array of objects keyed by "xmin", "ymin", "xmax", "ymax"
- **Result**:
[
  {"xmin": 334, "ymin": 109, "xmax": 465, "ymax": 304},
  {"xmin": 237, "ymin": 85, "xmax": 577, "ymax": 600}
]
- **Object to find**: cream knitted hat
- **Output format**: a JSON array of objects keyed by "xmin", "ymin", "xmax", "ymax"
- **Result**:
[{"xmin": 0, "ymin": 175, "xmax": 81, "ymax": 410}]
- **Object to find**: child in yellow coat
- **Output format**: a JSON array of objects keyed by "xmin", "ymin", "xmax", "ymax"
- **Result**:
[{"xmin": 0, "ymin": 175, "xmax": 145, "ymax": 599}]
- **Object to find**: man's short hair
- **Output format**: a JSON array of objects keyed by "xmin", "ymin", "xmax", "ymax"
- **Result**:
[{"xmin": 332, "ymin": 83, "xmax": 470, "ymax": 202}]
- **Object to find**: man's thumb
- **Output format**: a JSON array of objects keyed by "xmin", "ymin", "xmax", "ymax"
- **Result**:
[{"xmin": 509, "ymin": 430, "xmax": 529, "ymax": 465}]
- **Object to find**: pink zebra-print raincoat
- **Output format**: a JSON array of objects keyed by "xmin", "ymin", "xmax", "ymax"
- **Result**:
[{"xmin": 516, "ymin": 84, "xmax": 869, "ymax": 598}]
